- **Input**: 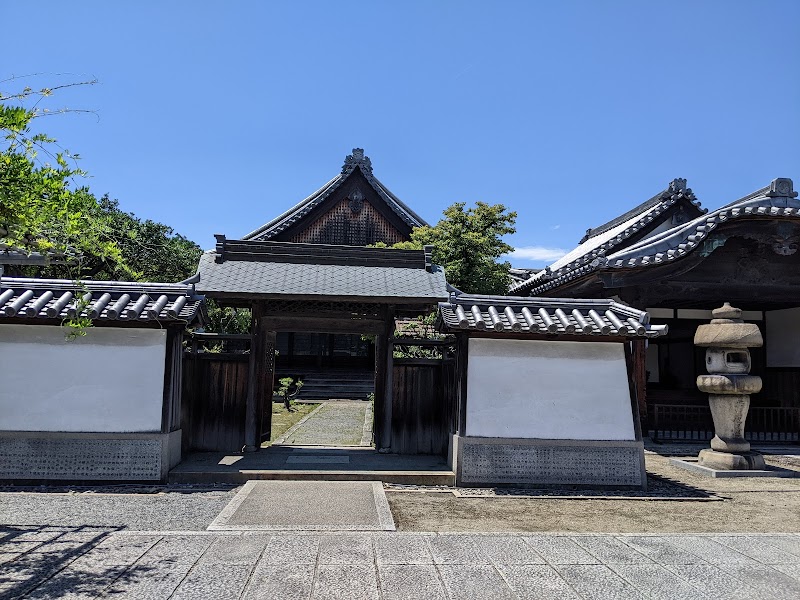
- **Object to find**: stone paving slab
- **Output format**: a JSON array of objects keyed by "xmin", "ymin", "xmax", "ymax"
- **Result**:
[
  {"xmin": 1, "ymin": 531, "xmax": 799, "ymax": 599},
  {"xmin": 207, "ymin": 480, "xmax": 396, "ymax": 531}
]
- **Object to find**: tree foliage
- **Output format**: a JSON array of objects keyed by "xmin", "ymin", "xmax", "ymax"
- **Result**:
[
  {"xmin": 1, "ymin": 83, "xmax": 202, "ymax": 283},
  {"xmin": 204, "ymin": 299, "xmax": 252, "ymax": 335},
  {"xmin": 387, "ymin": 202, "xmax": 517, "ymax": 295},
  {"xmin": 78, "ymin": 196, "xmax": 202, "ymax": 282},
  {"xmin": 0, "ymin": 98, "xmax": 124, "ymax": 275}
]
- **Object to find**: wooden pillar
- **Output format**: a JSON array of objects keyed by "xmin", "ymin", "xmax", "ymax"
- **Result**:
[
  {"xmin": 632, "ymin": 339, "xmax": 648, "ymax": 420},
  {"xmin": 382, "ymin": 336, "xmax": 395, "ymax": 451},
  {"xmin": 261, "ymin": 330, "xmax": 277, "ymax": 444},
  {"xmin": 374, "ymin": 305, "xmax": 394, "ymax": 451},
  {"xmin": 374, "ymin": 332, "xmax": 388, "ymax": 450},
  {"xmin": 625, "ymin": 340, "xmax": 647, "ymax": 440},
  {"xmin": 161, "ymin": 328, "xmax": 176, "ymax": 434},
  {"xmin": 457, "ymin": 333, "xmax": 469, "ymax": 435},
  {"xmin": 245, "ymin": 302, "xmax": 274, "ymax": 451}
]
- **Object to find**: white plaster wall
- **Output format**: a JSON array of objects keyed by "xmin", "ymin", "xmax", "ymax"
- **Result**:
[
  {"xmin": 766, "ymin": 307, "xmax": 800, "ymax": 367},
  {"xmin": 0, "ymin": 325, "xmax": 166, "ymax": 432},
  {"xmin": 466, "ymin": 339, "xmax": 635, "ymax": 440}
]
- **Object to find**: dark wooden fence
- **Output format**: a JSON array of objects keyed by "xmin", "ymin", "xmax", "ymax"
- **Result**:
[
  {"xmin": 182, "ymin": 334, "xmax": 460, "ymax": 455},
  {"xmin": 649, "ymin": 404, "xmax": 800, "ymax": 443},
  {"xmin": 389, "ymin": 358, "xmax": 457, "ymax": 455},
  {"xmin": 182, "ymin": 353, "xmax": 250, "ymax": 452}
]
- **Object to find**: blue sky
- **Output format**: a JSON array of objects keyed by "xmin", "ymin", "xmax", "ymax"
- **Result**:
[{"xmin": 4, "ymin": 1, "xmax": 798, "ymax": 267}]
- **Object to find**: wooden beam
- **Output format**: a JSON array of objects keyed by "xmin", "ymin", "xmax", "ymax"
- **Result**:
[
  {"xmin": 202, "ymin": 291, "xmax": 442, "ymax": 307},
  {"xmin": 261, "ymin": 316, "xmax": 386, "ymax": 334}
]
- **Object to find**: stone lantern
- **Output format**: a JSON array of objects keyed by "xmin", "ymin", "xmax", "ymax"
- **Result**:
[{"xmin": 694, "ymin": 302, "xmax": 765, "ymax": 470}]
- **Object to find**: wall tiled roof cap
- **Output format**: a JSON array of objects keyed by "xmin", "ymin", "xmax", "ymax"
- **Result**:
[
  {"xmin": 438, "ymin": 293, "xmax": 667, "ymax": 338},
  {"xmin": 0, "ymin": 277, "xmax": 203, "ymax": 323}
]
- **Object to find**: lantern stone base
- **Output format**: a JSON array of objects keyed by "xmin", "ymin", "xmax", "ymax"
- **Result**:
[
  {"xmin": 698, "ymin": 448, "xmax": 765, "ymax": 471},
  {"xmin": 669, "ymin": 458, "xmax": 793, "ymax": 478}
]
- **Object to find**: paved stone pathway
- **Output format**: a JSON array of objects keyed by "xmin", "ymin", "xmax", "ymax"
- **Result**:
[
  {"xmin": 279, "ymin": 401, "xmax": 371, "ymax": 446},
  {"xmin": 2, "ymin": 530, "xmax": 799, "ymax": 599}
]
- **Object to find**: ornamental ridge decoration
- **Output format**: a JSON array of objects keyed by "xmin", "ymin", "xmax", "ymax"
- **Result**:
[{"xmin": 342, "ymin": 148, "xmax": 373, "ymax": 177}]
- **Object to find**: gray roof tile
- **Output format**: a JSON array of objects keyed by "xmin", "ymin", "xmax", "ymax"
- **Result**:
[
  {"xmin": 0, "ymin": 278, "xmax": 203, "ymax": 323},
  {"xmin": 196, "ymin": 250, "xmax": 449, "ymax": 302},
  {"xmin": 515, "ymin": 178, "xmax": 799, "ymax": 297},
  {"xmin": 438, "ymin": 293, "xmax": 667, "ymax": 338},
  {"xmin": 510, "ymin": 178, "xmax": 704, "ymax": 295}
]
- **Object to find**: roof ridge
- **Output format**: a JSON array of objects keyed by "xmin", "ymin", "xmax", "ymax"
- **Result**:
[
  {"xmin": 579, "ymin": 178, "xmax": 701, "ymax": 243},
  {"xmin": 242, "ymin": 149, "xmax": 428, "ymax": 241},
  {"xmin": 522, "ymin": 180, "xmax": 800, "ymax": 296},
  {"xmin": 509, "ymin": 179, "xmax": 704, "ymax": 295},
  {"xmin": 242, "ymin": 175, "xmax": 342, "ymax": 240}
]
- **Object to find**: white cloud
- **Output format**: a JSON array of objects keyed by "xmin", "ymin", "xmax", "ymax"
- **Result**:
[
  {"xmin": 550, "ymin": 224, "xmax": 561, "ymax": 230},
  {"xmin": 507, "ymin": 246, "xmax": 568, "ymax": 262}
]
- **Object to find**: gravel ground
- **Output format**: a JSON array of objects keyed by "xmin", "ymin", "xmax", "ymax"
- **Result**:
[
  {"xmin": 387, "ymin": 446, "xmax": 800, "ymax": 533},
  {"xmin": 0, "ymin": 485, "xmax": 238, "ymax": 531},
  {"xmin": 281, "ymin": 401, "xmax": 368, "ymax": 446},
  {"xmin": 2, "ymin": 443, "xmax": 798, "ymax": 535}
]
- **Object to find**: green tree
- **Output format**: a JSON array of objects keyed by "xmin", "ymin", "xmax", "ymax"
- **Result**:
[
  {"xmin": 75, "ymin": 196, "xmax": 203, "ymax": 282},
  {"xmin": 1, "ymin": 82, "xmax": 202, "ymax": 283},
  {"xmin": 204, "ymin": 299, "xmax": 251, "ymax": 335},
  {"xmin": 0, "ymin": 98, "xmax": 124, "ymax": 275},
  {"xmin": 390, "ymin": 202, "xmax": 517, "ymax": 295}
]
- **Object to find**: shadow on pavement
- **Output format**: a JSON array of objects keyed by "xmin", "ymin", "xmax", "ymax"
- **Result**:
[{"xmin": 0, "ymin": 524, "xmax": 138, "ymax": 599}]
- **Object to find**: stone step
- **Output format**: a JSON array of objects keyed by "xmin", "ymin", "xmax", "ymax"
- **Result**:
[
  {"xmin": 169, "ymin": 469, "xmax": 455, "ymax": 486},
  {"xmin": 299, "ymin": 382, "xmax": 374, "ymax": 388}
]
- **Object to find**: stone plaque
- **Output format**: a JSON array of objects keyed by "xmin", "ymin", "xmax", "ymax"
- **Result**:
[
  {"xmin": 459, "ymin": 439, "xmax": 643, "ymax": 487},
  {"xmin": 0, "ymin": 437, "xmax": 163, "ymax": 480}
]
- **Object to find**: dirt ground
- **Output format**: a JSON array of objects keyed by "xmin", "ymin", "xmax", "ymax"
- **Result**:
[{"xmin": 387, "ymin": 445, "xmax": 800, "ymax": 533}]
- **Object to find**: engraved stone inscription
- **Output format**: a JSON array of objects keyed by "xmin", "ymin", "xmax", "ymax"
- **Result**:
[
  {"xmin": 0, "ymin": 437, "xmax": 163, "ymax": 480},
  {"xmin": 460, "ymin": 441, "xmax": 642, "ymax": 486}
]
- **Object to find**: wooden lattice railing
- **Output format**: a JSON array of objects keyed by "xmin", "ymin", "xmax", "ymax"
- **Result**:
[{"xmin": 649, "ymin": 404, "xmax": 800, "ymax": 443}]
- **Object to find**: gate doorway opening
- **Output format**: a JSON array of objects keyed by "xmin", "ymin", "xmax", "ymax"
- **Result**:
[{"xmin": 272, "ymin": 331, "xmax": 375, "ymax": 448}]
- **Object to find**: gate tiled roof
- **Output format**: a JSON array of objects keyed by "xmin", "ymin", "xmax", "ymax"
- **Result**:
[{"xmin": 196, "ymin": 238, "xmax": 448, "ymax": 303}]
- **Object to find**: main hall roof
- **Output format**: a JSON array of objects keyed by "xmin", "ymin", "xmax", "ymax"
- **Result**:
[
  {"xmin": 242, "ymin": 148, "xmax": 428, "ymax": 241},
  {"xmin": 511, "ymin": 177, "xmax": 799, "ymax": 296}
]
